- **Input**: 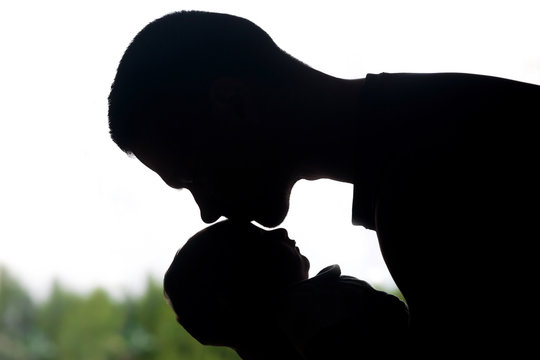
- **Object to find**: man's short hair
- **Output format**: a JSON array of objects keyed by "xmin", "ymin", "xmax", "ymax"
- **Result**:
[{"xmin": 108, "ymin": 11, "xmax": 302, "ymax": 154}]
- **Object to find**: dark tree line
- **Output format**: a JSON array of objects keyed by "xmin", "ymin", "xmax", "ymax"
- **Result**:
[{"xmin": 0, "ymin": 266, "xmax": 240, "ymax": 360}]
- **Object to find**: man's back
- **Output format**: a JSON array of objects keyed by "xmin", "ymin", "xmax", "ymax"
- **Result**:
[{"xmin": 360, "ymin": 73, "xmax": 539, "ymax": 355}]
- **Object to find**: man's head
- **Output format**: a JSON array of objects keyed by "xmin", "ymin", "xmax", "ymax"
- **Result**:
[
  {"xmin": 163, "ymin": 220, "xmax": 309, "ymax": 348},
  {"xmin": 108, "ymin": 11, "xmax": 308, "ymax": 227}
]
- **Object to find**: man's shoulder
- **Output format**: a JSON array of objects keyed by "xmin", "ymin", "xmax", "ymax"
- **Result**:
[
  {"xmin": 366, "ymin": 71, "xmax": 536, "ymax": 84},
  {"xmin": 365, "ymin": 72, "xmax": 540, "ymax": 101}
]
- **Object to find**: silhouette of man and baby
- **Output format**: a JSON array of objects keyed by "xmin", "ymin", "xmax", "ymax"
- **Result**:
[{"xmin": 108, "ymin": 11, "xmax": 539, "ymax": 358}]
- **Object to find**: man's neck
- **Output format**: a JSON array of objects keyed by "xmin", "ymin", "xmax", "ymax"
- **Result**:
[{"xmin": 282, "ymin": 71, "xmax": 369, "ymax": 183}]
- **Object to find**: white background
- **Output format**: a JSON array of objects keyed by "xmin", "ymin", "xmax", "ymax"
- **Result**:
[{"xmin": 1, "ymin": 0, "xmax": 539, "ymax": 300}]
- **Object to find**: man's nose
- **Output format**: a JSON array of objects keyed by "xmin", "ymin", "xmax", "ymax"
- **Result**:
[
  {"xmin": 188, "ymin": 188, "xmax": 222, "ymax": 224},
  {"xmin": 159, "ymin": 173, "xmax": 187, "ymax": 189}
]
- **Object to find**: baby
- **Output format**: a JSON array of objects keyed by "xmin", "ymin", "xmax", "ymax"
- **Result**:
[{"xmin": 164, "ymin": 220, "xmax": 409, "ymax": 359}]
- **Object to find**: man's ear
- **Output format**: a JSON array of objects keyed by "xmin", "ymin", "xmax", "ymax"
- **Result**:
[{"xmin": 209, "ymin": 77, "xmax": 249, "ymax": 117}]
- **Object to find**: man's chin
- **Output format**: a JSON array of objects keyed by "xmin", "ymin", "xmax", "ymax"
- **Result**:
[
  {"xmin": 253, "ymin": 212, "xmax": 287, "ymax": 229},
  {"xmin": 256, "ymin": 200, "xmax": 290, "ymax": 228},
  {"xmin": 217, "ymin": 212, "xmax": 285, "ymax": 229},
  {"xmin": 218, "ymin": 200, "xmax": 289, "ymax": 228}
]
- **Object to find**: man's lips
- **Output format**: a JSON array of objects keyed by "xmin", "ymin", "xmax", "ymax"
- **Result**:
[
  {"xmin": 199, "ymin": 204, "xmax": 286, "ymax": 229},
  {"xmin": 200, "ymin": 207, "xmax": 222, "ymax": 223}
]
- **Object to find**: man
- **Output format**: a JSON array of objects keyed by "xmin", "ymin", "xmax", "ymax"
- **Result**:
[
  {"xmin": 108, "ymin": 11, "xmax": 539, "ymax": 354},
  {"xmin": 164, "ymin": 220, "xmax": 408, "ymax": 359}
]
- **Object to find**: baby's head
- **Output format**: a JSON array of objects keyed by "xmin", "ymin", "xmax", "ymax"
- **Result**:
[{"xmin": 163, "ymin": 220, "xmax": 310, "ymax": 348}]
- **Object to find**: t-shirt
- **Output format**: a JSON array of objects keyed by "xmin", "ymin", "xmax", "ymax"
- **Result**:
[
  {"xmin": 350, "ymin": 72, "xmax": 540, "ymax": 355},
  {"xmin": 351, "ymin": 72, "xmax": 540, "ymax": 231}
]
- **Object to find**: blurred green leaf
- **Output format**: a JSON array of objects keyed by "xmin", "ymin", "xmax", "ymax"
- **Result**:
[{"xmin": 0, "ymin": 265, "xmax": 240, "ymax": 360}]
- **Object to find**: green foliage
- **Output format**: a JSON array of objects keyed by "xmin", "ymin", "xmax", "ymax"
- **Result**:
[
  {"xmin": 0, "ymin": 266, "xmax": 240, "ymax": 360},
  {"xmin": 1, "ymin": 265, "xmax": 405, "ymax": 360}
]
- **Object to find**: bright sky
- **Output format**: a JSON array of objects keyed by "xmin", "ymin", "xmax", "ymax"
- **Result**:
[{"xmin": 1, "ymin": 0, "xmax": 539, "ymax": 300}]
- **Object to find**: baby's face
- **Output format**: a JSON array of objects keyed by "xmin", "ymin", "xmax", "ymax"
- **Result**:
[
  {"xmin": 187, "ymin": 221, "xmax": 311, "ymax": 292},
  {"xmin": 253, "ymin": 227, "xmax": 310, "ymax": 284},
  {"xmin": 217, "ymin": 223, "xmax": 310, "ymax": 289}
]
